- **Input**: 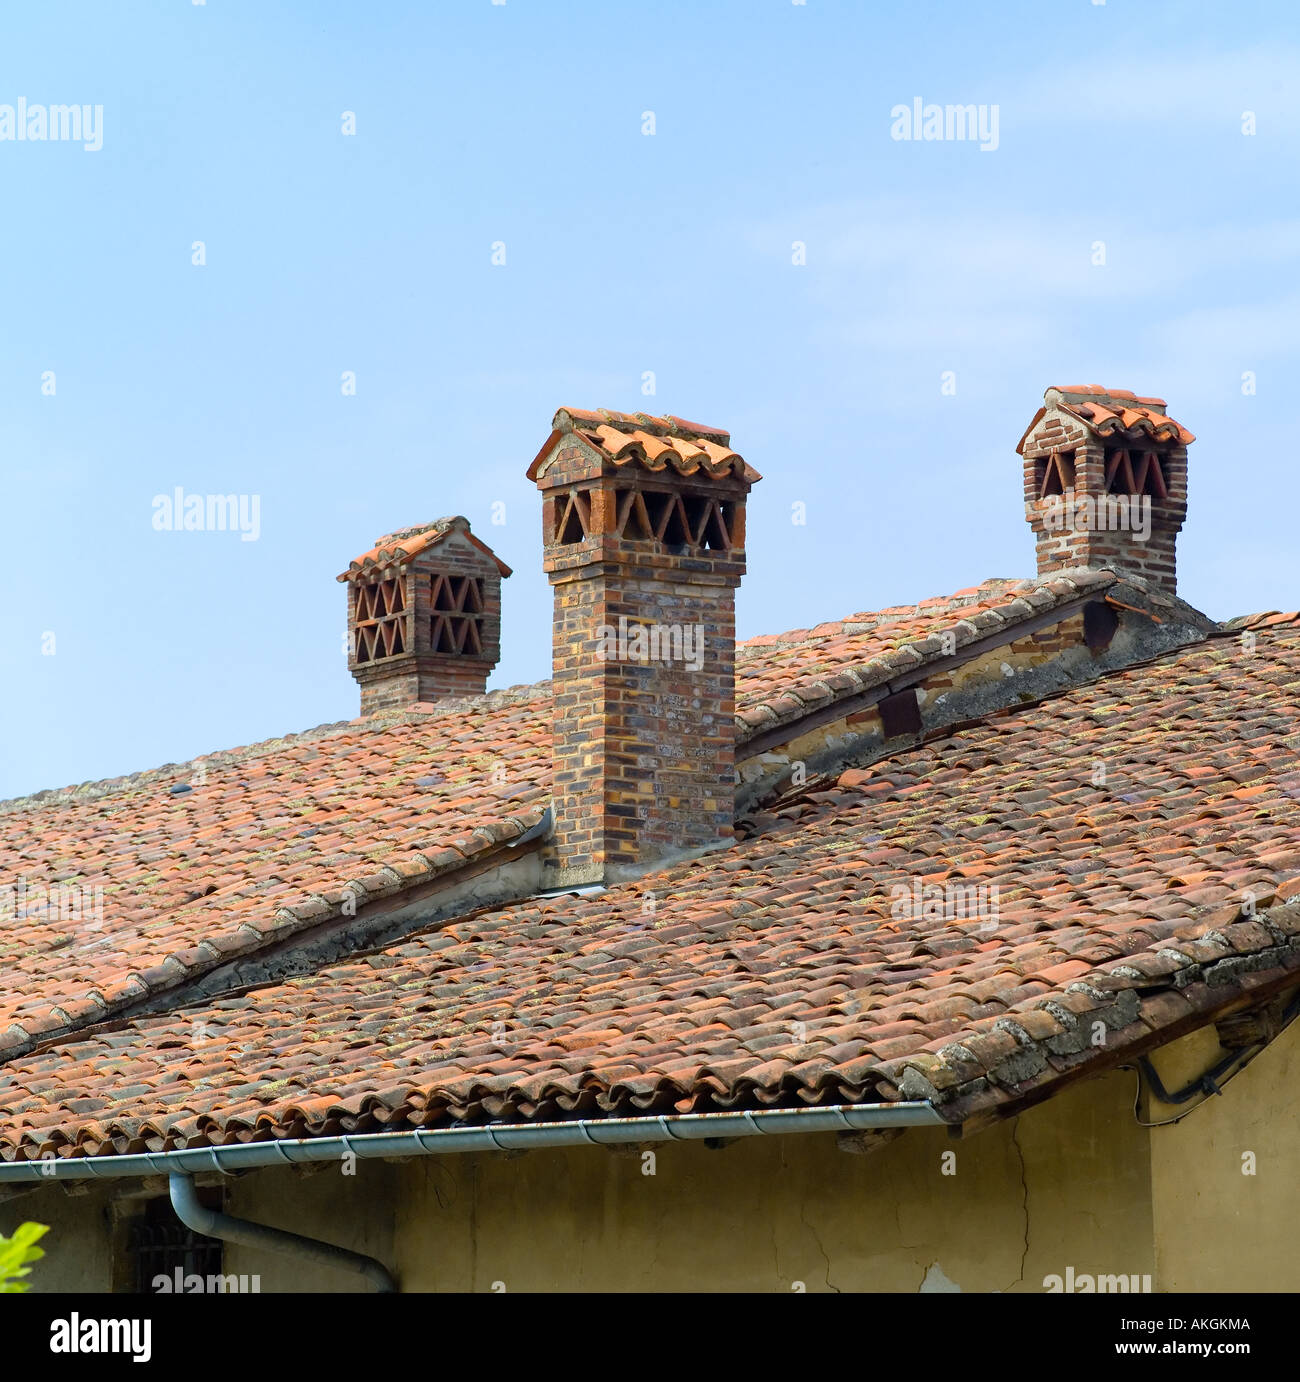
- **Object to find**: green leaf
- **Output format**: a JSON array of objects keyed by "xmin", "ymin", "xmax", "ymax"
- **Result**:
[{"xmin": 0, "ymin": 1223, "xmax": 49, "ymax": 1293}]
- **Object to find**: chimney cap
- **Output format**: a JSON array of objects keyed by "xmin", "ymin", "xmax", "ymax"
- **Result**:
[
  {"xmin": 337, "ymin": 514, "xmax": 512, "ymax": 582},
  {"xmin": 528, "ymin": 407, "xmax": 761, "ymax": 484},
  {"xmin": 1016, "ymin": 385, "xmax": 1194, "ymax": 454},
  {"xmin": 1049, "ymin": 384, "xmax": 1169, "ymax": 409}
]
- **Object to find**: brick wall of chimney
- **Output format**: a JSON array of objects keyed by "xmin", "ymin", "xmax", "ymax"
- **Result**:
[{"xmin": 534, "ymin": 431, "xmax": 755, "ymax": 884}]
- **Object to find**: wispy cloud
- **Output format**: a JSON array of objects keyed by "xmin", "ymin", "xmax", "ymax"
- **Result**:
[
  {"xmin": 741, "ymin": 200, "xmax": 1300, "ymax": 401},
  {"xmin": 1012, "ymin": 47, "xmax": 1300, "ymax": 126}
]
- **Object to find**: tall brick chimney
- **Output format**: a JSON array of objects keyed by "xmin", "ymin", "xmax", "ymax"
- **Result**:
[
  {"xmin": 1018, "ymin": 385, "xmax": 1193, "ymax": 595},
  {"xmin": 529, "ymin": 408, "xmax": 760, "ymax": 885},
  {"xmin": 338, "ymin": 515, "xmax": 510, "ymax": 715}
]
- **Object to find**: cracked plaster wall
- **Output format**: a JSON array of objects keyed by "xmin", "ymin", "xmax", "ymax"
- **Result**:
[{"xmin": 389, "ymin": 1069, "xmax": 1151, "ymax": 1293}]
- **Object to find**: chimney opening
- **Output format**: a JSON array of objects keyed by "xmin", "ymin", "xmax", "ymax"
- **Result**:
[
  {"xmin": 353, "ymin": 578, "xmax": 408, "ymax": 663},
  {"xmin": 659, "ymin": 495, "xmax": 690, "ymax": 548},
  {"xmin": 1104, "ymin": 447, "xmax": 1168, "ymax": 499},
  {"xmin": 608, "ymin": 488, "xmax": 736, "ymax": 551},
  {"xmin": 1034, "ymin": 449, "xmax": 1075, "ymax": 499},
  {"xmin": 431, "ymin": 574, "xmax": 483, "ymax": 613},
  {"xmin": 641, "ymin": 490, "xmax": 674, "ymax": 540},
  {"xmin": 430, "ymin": 609, "xmax": 484, "ymax": 655},
  {"xmin": 1083, "ymin": 600, "xmax": 1120, "ymax": 654},
  {"xmin": 700, "ymin": 500, "xmax": 730, "ymax": 551},
  {"xmin": 554, "ymin": 490, "xmax": 592, "ymax": 545},
  {"xmin": 616, "ymin": 489, "xmax": 653, "ymax": 540}
]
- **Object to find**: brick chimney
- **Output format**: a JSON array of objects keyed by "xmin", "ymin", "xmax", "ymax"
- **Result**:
[
  {"xmin": 1018, "ymin": 385, "xmax": 1193, "ymax": 595},
  {"xmin": 338, "ymin": 516, "xmax": 510, "ymax": 715},
  {"xmin": 529, "ymin": 408, "xmax": 760, "ymax": 885}
]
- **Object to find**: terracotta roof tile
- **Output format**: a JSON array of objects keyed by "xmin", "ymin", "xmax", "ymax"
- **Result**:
[{"xmin": 0, "ymin": 687, "xmax": 553, "ymax": 1056}]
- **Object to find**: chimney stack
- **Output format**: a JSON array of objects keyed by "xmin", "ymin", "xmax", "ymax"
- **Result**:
[
  {"xmin": 338, "ymin": 516, "xmax": 510, "ymax": 715},
  {"xmin": 1018, "ymin": 385, "xmax": 1193, "ymax": 595},
  {"xmin": 529, "ymin": 408, "xmax": 760, "ymax": 885}
]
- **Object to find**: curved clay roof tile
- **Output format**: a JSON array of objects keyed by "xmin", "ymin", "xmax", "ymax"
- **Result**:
[
  {"xmin": 636, "ymin": 433, "xmax": 677, "ymax": 466},
  {"xmin": 592, "ymin": 424, "xmax": 641, "ymax": 460}
]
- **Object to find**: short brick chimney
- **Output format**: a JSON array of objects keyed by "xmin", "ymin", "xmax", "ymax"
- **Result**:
[
  {"xmin": 529, "ymin": 408, "xmax": 761, "ymax": 885},
  {"xmin": 338, "ymin": 516, "xmax": 510, "ymax": 715},
  {"xmin": 1018, "ymin": 385, "xmax": 1193, "ymax": 595}
]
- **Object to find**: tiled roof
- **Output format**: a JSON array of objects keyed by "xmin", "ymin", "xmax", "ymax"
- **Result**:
[
  {"xmin": 3, "ymin": 615, "xmax": 1299, "ymax": 1160},
  {"xmin": 0, "ymin": 572, "xmax": 1214, "ymax": 1069},
  {"xmin": 0, "ymin": 689, "xmax": 552, "ymax": 1057},
  {"xmin": 733, "ymin": 570, "xmax": 1145, "ymax": 740},
  {"xmin": 527, "ymin": 407, "xmax": 761, "ymax": 484},
  {"xmin": 338, "ymin": 514, "xmax": 512, "ymax": 582},
  {"xmin": 1017, "ymin": 385, "xmax": 1194, "ymax": 453}
]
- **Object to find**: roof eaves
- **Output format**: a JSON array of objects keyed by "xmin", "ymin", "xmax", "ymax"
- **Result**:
[{"xmin": 888, "ymin": 897, "xmax": 1300, "ymax": 1128}]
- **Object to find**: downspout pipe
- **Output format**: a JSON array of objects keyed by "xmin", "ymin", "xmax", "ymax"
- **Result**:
[{"xmin": 168, "ymin": 1172, "xmax": 397, "ymax": 1294}]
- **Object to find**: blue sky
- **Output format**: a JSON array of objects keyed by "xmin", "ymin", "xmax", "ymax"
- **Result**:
[{"xmin": 3, "ymin": 0, "xmax": 1297, "ymax": 798}]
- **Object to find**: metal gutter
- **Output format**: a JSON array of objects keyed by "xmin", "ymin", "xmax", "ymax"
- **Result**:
[
  {"xmin": 168, "ymin": 1172, "xmax": 397, "ymax": 1293},
  {"xmin": 0, "ymin": 1103, "xmax": 943, "ymax": 1185}
]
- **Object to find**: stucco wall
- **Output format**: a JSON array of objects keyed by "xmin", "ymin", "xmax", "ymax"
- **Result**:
[
  {"xmin": 223, "ymin": 1159, "xmax": 397, "ymax": 1293},
  {"xmin": 0, "ymin": 1182, "xmax": 115, "ymax": 1292},
  {"xmin": 1150, "ymin": 1015, "xmax": 1300, "ymax": 1292},
  {"xmin": 392, "ymin": 1070, "xmax": 1151, "ymax": 1293}
]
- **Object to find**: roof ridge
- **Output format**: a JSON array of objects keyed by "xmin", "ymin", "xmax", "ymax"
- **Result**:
[
  {"xmin": 736, "ymin": 578, "xmax": 1028, "ymax": 652},
  {"xmin": 0, "ymin": 680, "xmax": 550, "ymax": 813},
  {"xmin": 9, "ymin": 568, "xmax": 1236, "ymax": 812},
  {"xmin": 1220, "ymin": 610, "xmax": 1300, "ymax": 632},
  {"xmin": 6, "ymin": 567, "xmax": 1244, "ymax": 813}
]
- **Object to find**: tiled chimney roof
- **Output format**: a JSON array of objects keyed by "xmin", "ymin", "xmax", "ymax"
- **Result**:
[
  {"xmin": 340, "ymin": 514, "xmax": 510, "ymax": 714},
  {"xmin": 1017, "ymin": 385, "xmax": 1194, "ymax": 455},
  {"xmin": 337, "ymin": 515, "xmax": 512, "ymax": 583},
  {"xmin": 528, "ymin": 407, "xmax": 761, "ymax": 484}
]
